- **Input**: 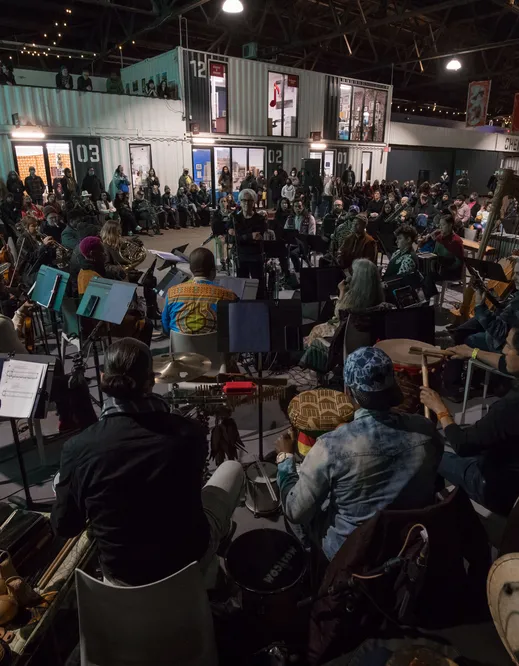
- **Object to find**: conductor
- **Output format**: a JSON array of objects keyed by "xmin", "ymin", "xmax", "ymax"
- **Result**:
[{"xmin": 228, "ymin": 188, "xmax": 266, "ymax": 297}]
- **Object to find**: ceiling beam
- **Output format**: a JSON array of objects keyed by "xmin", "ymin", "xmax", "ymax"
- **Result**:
[{"xmin": 67, "ymin": 0, "xmax": 157, "ymax": 15}]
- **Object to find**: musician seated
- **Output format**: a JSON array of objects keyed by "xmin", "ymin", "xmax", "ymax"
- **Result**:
[
  {"xmin": 320, "ymin": 200, "xmax": 348, "ymax": 241},
  {"xmin": 16, "ymin": 216, "xmax": 56, "ymax": 285},
  {"xmin": 337, "ymin": 213, "xmax": 377, "ymax": 271},
  {"xmin": 421, "ymin": 326, "xmax": 519, "ymax": 515},
  {"xmin": 327, "ymin": 205, "xmax": 359, "ymax": 257},
  {"xmin": 382, "ymin": 224, "xmax": 420, "ymax": 291},
  {"xmin": 162, "ymin": 247, "xmax": 236, "ymax": 336},
  {"xmin": 453, "ymin": 258, "xmax": 519, "ymax": 352},
  {"xmin": 76, "ymin": 236, "xmax": 152, "ymax": 346},
  {"xmin": 62, "ymin": 208, "xmax": 101, "ymax": 251},
  {"xmin": 51, "ymin": 338, "xmax": 245, "ymax": 586},
  {"xmin": 0, "ymin": 309, "xmax": 27, "ymax": 354},
  {"xmin": 100, "ymin": 219, "xmax": 132, "ymax": 280},
  {"xmin": 277, "ymin": 346, "xmax": 443, "ymax": 559},
  {"xmin": 421, "ymin": 214, "xmax": 464, "ymax": 294},
  {"xmin": 41, "ymin": 206, "xmax": 63, "ymax": 243}
]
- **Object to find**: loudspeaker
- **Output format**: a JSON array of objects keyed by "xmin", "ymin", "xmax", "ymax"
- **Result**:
[
  {"xmin": 418, "ymin": 170, "xmax": 430, "ymax": 187},
  {"xmin": 301, "ymin": 159, "xmax": 321, "ymax": 188}
]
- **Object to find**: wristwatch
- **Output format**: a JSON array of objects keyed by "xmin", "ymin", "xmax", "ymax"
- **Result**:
[{"xmin": 276, "ymin": 452, "xmax": 294, "ymax": 464}]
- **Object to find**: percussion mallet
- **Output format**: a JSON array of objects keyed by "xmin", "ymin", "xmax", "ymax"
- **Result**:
[
  {"xmin": 256, "ymin": 459, "xmax": 278, "ymax": 504},
  {"xmin": 421, "ymin": 353, "xmax": 430, "ymax": 420}
]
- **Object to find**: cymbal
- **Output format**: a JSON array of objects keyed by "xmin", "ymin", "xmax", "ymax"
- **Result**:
[{"xmin": 153, "ymin": 352, "xmax": 211, "ymax": 383}]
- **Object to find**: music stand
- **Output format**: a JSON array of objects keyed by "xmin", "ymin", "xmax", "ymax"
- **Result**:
[
  {"xmin": 155, "ymin": 267, "xmax": 190, "ymax": 298},
  {"xmin": 32, "ymin": 266, "xmax": 70, "ymax": 360},
  {"xmin": 300, "ymin": 266, "xmax": 344, "ymax": 303},
  {"xmin": 306, "ymin": 235, "xmax": 329, "ymax": 265},
  {"xmin": 217, "ymin": 300, "xmax": 303, "ymax": 460},
  {"xmin": 0, "ymin": 353, "xmax": 56, "ymax": 510},
  {"xmin": 465, "ymin": 258, "xmax": 511, "ymax": 283}
]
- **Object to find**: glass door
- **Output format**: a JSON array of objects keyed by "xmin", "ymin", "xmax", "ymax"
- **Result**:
[
  {"xmin": 129, "ymin": 144, "xmax": 152, "ymax": 197},
  {"xmin": 231, "ymin": 147, "xmax": 247, "ymax": 200},
  {"xmin": 361, "ymin": 151, "xmax": 372, "ymax": 182},
  {"xmin": 47, "ymin": 142, "xmax": 73, "ymax": 195},
  {"xmin": 13, "ymin": 144, "xmax": 50, "ymax": 197},
  {"xmin": 192, "ymin": 148, "xmax": 212, "ymax": 191}
]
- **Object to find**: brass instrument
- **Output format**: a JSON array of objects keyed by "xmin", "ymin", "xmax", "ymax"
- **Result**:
[
  {"xmin": 120, "ymin": 238, "xmax": 147, "ymax": 269},
  {"xmin": 36, "ymin": 232, "xmax": 72, "ymax": 270}
]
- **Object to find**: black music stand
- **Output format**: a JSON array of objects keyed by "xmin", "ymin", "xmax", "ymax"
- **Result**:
[
  {"xmin": 300, "ymin": 266, "xmax": 345, "ymax": 303},
  {"xmin": 217, "ymin": 300, "xmax": 302, "ymax": 460},
  {"xmin": 0, "ymin": 353, "xmax": 56, "ymax": 510},
  {"xmin": 465, "ymin": 258, "xmax": 510, "ymax": 283},
  {"xmin": 155, "ymin": 267, "xmax": 190, "ymax": 297}
]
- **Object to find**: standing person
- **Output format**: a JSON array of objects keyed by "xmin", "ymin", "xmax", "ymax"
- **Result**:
[
  {"xmin": 6, "ymin": 171, "xmax": 24, "ymax": 209},
  {"xmin": 276, "ymin": 346, "xmax": 442, "ymax": 560},
  {"xmin": 229, "ymin": 189, "xmax": 266, "ymax": 295},
  {"xmin": 77, "ymin": 69, "xmax": 93, "ymax": 92},
  {"xmin": 162, "ymin": 186, "xmax": 180, "ymax": 230},
  {"xmin": 341, "ymin": 165, "xmax": 356, "ymax": 188},
  {"xmin": 109, "ymin": 165, "xmax": 130, "ymax": 200},
  {"xmin": 269, "ymin": 169, "xmax": 284, "ymax": 209},
  {"xmin": 1, "ymin": 193, "xmax": 21, "ymax": 241},
  {"xmin": 211, "ymin": 197, "xmax": 232, "ymax": 269},
  {"xmin": 456, "ymin": 171, "xmax": 470, "ymax": 196},
  {"xmin": 145, "ymin": 168, "xmax": 160, "ymax": 200},
  {"xmin": 106, "ymin": 71, "xmax": 124, "ymax": 95},
  {"xmin": 178, "ymin": 168, "xmax": 193, "ymax": 191},
  {"xmin": 281, "ymin": 178, "xmax": 296, "ymax": 203},
  {"xmin": 289, "ymin": 167, "xmax": 300, "ymax": 189},
  {"xmin": 81, "ymin": 168, "xmax": 104, "ymax": 203},
  {"xmin": 60, "ymin": 168, "xmax": 79, "ymax": 204},
  {"xmin": 256, "ymin": 170, "xmax": 267, "ymax": 209},
  {"xmin": 24, "ymin": 167, "xmax": 46, "ymax": 206},
  {"xmin": 218, "ymin": 166, "xmax": 233, "ymax": 198},
  {"xmin": 420, "ymin": 325, "xmax": 519, "ymax": 516},
  {"xmin": 440, "ymin": 170, "xmax": 450, "ymax": 191},
  {"xmin": 239, "ymin": 171, "xmax": 258, "ymax": 193},
  {"xmin": 197, "ymin": 182, "xmax": 212, "ymax": 227},
  {"xmin": 55, "ymin": 65, "xmax": 73, "ymax": 90},
  {"xmin": 51, "ymin": 338, "xmax": 245, "ymax": 587}
]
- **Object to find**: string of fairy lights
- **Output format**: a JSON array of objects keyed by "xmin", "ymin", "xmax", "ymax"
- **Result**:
[{"xmin": 13, "ymin": 6, "xmax": 99, "ymax": 63}]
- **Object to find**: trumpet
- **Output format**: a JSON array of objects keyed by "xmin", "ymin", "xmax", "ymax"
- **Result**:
[{"xmin": 36, "ymin": 232, "xmax": 72, "ymax": 269}]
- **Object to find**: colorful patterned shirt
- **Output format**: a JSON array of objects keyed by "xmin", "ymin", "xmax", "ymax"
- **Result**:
[
  {"xmin": 277, "ymin": 408, "xmax": 443, "ymax": 560},
  {"xmin": 162, "ymin": 277, "xmax": 236, "ymax": 335}
]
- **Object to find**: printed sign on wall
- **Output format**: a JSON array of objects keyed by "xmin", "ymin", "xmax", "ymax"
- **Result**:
[
  {"xmin": 466, "ymin": 80, "xmax": 491, "ymax": 128},
  {"xmin": 71, "ymin": 137, "xmax": 104, "ymax": 191}
]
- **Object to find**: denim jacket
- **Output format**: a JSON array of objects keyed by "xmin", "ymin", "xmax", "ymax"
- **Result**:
[{"xmin": 277, "ymin": 408, "xmax": 443, "ymax": 561}]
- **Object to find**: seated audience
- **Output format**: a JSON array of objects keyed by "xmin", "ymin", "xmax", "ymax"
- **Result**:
[
  {"xmin": 284, "ymin": 199, "xmax": 316, "ymax": 274},
  {"xmin": 328, "ymin": 205, "xmax": 359, "ymax": 256},
  {"xmin": 321, "ymin": 199, "xmax": 348, "ymax": 242},
  {"xmin": 453, "ymin": 194, "xmax": 470, "ymax": 231},
  {"xmin": 421, "ymin": 325, "xmax": 519, "ymax": 515},
  {"xmin": 277, "ymin": 346, "xmax": 443, "ymax": 559},
  {"xmin": 81, "ymin": 168, "xmax": 104, "ymax": 202},
  {"xmin": 162, "ymin": 186, "xmax": 180, "ymax": 229},
  {"xmin": 421, "ymin": 214, "xmax": 463, "ymax": 295},
  {"xmin": 41, "ymin": 206, "xmax": 63, "ymax": 243},
  {"xmin": 55, "ymin": 65, "xmax": 73, "ymax": 90},
  {"xmin": 52, "ymin": 337, "xmax": 245, "ymax": 586},
  {"xmin": 114, "ymin": 191, "xmax": 140, "ymax": 236},
  {"xmin": 77, "ymin": 69, "xmax": 93, "ymax": 92},
  {"xmin": 197, "ymin": 182, "xmax": 212, "ymax": 227},
  {"xmin": 132, "ymin": 190, "xmax": 160, "ymax": 235},
  {"xmin": 271, "ymin": 197, "xmax": 291, "ymax": 240},
  {"xmin": 412, "ymin": 191, "xmax": 436, "ymax": 231},
  {"xmin": 338, "ymin": 213, "xmax": 377, "ymax": 271},
  {"xmin": 162, "ymin": 247, "xmax": 236, "ymax": 335},
  {"xmin": 46, "ymin": 192, "xmax": 63, "ymax": 218},
  {"xmin": 97, "ymin": 191, "xmax": 117, "ymax": 221},
  {"xmin": 366, "ymin": 189, "xmax": 384, "ymax": 222}
]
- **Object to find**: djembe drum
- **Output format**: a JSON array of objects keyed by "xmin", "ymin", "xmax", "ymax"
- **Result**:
[
  {"xmin": 375, "ymin": 339, "xmax": 443, "ymax": 414},
  {"xmin": 288, "ymin": 389, "xmax": 354, "ymax": 456}
]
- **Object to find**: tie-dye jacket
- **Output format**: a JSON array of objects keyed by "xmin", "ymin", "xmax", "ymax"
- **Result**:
[{"xmin": 277, "ymin": 408, "xmax": 443, "ymax": 561}]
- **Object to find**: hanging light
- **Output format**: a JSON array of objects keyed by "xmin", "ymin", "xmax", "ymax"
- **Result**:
[
  {"xmin": 446, "ymin": 58, "xmax": 461, "ymax": 71},
  {"xmin": 223, "ymin": 0, "xmax": 244, "ymax": 13}
]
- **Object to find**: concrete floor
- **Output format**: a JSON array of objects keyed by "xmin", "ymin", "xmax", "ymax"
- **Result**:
[{"xmin": 0, "ymin": 224, "xmax": 514, "ymax": 665}]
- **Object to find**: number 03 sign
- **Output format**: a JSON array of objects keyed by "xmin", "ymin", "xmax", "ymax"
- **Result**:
[{"xmin": 71, "ymin": 137, "xmax": 104, "ymax": 189}]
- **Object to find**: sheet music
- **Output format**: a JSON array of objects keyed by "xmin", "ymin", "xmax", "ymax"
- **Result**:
[
  {"xmin": 149, "ymin": 250, "xmax": 179, "ymax": 262},
  {"xmin": 0, "ymin": 359, "xmax": 47, "ymax": 419}
]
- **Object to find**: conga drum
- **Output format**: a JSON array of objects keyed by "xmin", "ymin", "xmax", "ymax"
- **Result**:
[
  {"xmin": 375, "ymin": 339, "xmax": 443, "ymax": 414},
  {"xmin": 487, "ymin": 553, "xmax": 519, "ymax": 666},
  {"xmin": 225, "ymin": 529, "xmax": 307, "ymax": 631},
  {"xmin": 288, "ymin": 389, "xmax": 354, "ymax": 456}
]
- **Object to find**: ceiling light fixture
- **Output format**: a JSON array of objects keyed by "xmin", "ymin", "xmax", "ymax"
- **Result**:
[
  {"xmin": 446, "ymin": 58, "xmax": 461, "ymax": 71},
  {"xmin": 192, "ymin": 137, "xmax": 216, "ymax": 145},
  {"xmin": 12, "ymin": 129, "xmax": 46, "ymax": 139},
  {"xmin": 222, "ymin": 0, "xmax": 244, "ymax": 13},
  {"xmin": 310, "ymin": 142, "xmax": 327, "ymax": 150}
]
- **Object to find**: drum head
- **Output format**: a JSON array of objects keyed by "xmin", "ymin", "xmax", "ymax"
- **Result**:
[
  {"xmin": 226, "ymin": 529, "xmax": 306, "ymax": 594},
  {"xmin": 246, "ymin": 461, "xmax": 277, "ymax": 484},
  {"xmin": 375, "ymin": 338, "xmax": 442, "ymax": 368},
  {"xmin": 487, "ymin": 553, "xmax": 519, "ymax": 665}
]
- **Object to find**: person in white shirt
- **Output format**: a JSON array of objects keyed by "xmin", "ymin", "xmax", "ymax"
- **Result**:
[{"xmin": 281, "ymin": 179, "xmax": 296, "ymax": 203}]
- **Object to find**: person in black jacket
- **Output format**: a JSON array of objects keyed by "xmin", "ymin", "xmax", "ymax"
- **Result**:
[
  {"xmin": 55, "ymin": 65, "xmax": 73, "ymax": 90},
  {"xmin": 161, "ymin": 186, "xmax": 179, "ymax": 229},
  {"xmin": 51, "ymin": 338, "xmax": 244, "ymax": 586},
  {"xmin": 1, "ymin": 193, "xmax": 20, "ymax": 241},
  {"xmin": 366, "ymin": 190, "xmax": 384, "ymax": 222},
  {"xmin": 81, "ymin": 168, "xmax": 104, "ymax": 202},
  {"xmin": 197, "ymin": 181, "xmax": 212, "ymax": 227},
  {"xmin": 269, "ymin": 170, "xmax": 284, "ymax": 208},
  {"xmin": 6, "ymin": 171, "xmax": 24, "ymax": 209},
  {"xmin": 412, "ymin": 191, "xmax": 437, "ymax": 231},
  {"xmin": 24, "ymin": 167, "xmax": 46, "ymax": 206},
  {"xmin": 77, "ymin": 69, "xmax": 93, "ymax": 92},
  {"xmin": 229, "ymin": 188, "xmax": 266, "ymax": 296},
  {"xmin": 421, "ymin": 325, "xmax": 519, "ymax": 516}
]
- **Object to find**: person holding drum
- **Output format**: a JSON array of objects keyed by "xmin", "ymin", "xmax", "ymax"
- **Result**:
[
  {"xmin": 276, "ymin": 346, "xmax": 443, "ymax": 560},
  {"xmin": 420, "ymin": 325, "xmax": 519, "ymax": 516}
]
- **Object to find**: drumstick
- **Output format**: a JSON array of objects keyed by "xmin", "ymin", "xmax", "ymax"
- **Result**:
[
  {"xmin": 421, "ymin": 353, "xmax": 430, "ymax": 420},
  {"xmin": 37, "ymin": 534, "xmax": 82, "ymax": 590},
  {"xmin": 256, "ymin": 460, "xmax": 278, "ymax": 503},
  {"xmin": 409, "ymin": 346, "xmax": 454, "ymax": 358}
]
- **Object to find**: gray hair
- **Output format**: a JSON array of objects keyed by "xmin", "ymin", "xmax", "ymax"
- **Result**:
[
  {"xmin": 343, "ymin": 259, "xmax": 384, "ymax": 312},
  {"xmin": 238, "ymin": 188, "xmax": 257, "ymax": 203}
]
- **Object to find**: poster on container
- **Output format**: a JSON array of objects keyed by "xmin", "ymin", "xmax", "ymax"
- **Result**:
[
  {"xmin": 512, "ymin": 93, "xmax": 519, "ymax": 133},
  {"xmin": 465, "ymin": 80, "xmax": 491, "ymax": 128}
]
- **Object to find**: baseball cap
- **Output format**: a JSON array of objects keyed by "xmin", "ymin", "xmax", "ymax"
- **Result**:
[{"xmin": 344, "ymin": 346, "xmax": 402, "ymax": 409}]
